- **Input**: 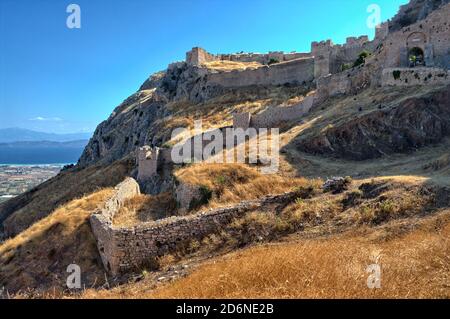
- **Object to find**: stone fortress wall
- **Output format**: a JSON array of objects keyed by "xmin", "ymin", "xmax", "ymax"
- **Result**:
[
  {"xmin": 90, "ymin": 1, "xmax": 450, "ymax": 275},
  {"xmin": 137, "ymin": 2, "xmax": 450, "ymax": 183},
  {"xmin": 134, "ymin": 93, "xmax": 315, "ymax": 184},
  {"xmin": 381, "ymin": 67, "xmax": 450, "ymax": 86},
  {"xmin": 316, "ymin": 2, "xmax": 450, "ymax": 100},
  {"xmin": 90, "ymin": 177, "xmax": 303, "ymax": 275},
  {"xmin": 186, "ymin": 47, "xmax": 312, "ymax": 66},
  {"xmin": 206, "ymin": 57, "xmax": 315, "ymax": 88},
  {"xmin": 185, "ymin": 2, "xmax": 450, "ymax": 101}
]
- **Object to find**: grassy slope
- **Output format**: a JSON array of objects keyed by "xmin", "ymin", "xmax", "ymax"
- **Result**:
[
  {"xmin": 3, "ymin": 79, "xmax": 450, "ymax": 297},
  {"xmin": 1, "ymin": 158, "xmax": 134, "ymax": 236},
  {"xmin": 147, "ymin": 211, "xmax": 450, "ymax": 299},
  {"xmin": 0, "ymin": 189, "xmax": 113, "ymax": 293}
]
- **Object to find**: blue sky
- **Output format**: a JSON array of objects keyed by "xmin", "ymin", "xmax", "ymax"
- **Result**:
[{"xmin": 0, "ymin": 0, "xmax": 408, "ymax": 134}]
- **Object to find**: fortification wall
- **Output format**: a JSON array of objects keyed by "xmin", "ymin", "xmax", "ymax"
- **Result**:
[
  {"xmin": 381, "ymin": 67, "xmax": 450, "ymax": 86},
  {"xmin": 137, "ymin": 146, "xmax": 160, "ymax": 182},
  {"xmin": 185, "ymin": 47, "xmax": 312, "ymax": 67},
  {"xmin": 383, "ymin": 3, "xmax": 450, "ymax": 69},
  {"xmin": 90, "ymin": 178, "xmax": 141, "ymax": 273},
  {"xmin": 207, "ymin": 57, "xmax": 314, "ymax": 88},
  {"xmin": 250, "ymin": 96, "xmax": 315, "ymax": 128},
  {"xmin": 316, "ymin": 65, "xmax": 373, "ymax": 101},
  {"xmin": 222, "ymin": 52, "xmax": 312, "ymax": 64},
  {"xmin": 311, "ymin": 35, "xmax": 376, "ymax": 78},
  {"xmin": 175, "ymin": 183, "xmax": 203, "ymax": 213},
  {"xmin": 90, "ymin": 177, "xmax": 302, "ymax": 275}
]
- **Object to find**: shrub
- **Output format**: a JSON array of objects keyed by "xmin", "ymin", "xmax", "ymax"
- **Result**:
[
  {"xmin": 353, "ymin": 51, "xmax": 370, "ymax": 67},
  {"xmin": 393, "ymin": 70, "xmax": 401, "ymax": 80},
  {"xmin": 341, "ymin": 63, "xmax": 352, "ymax": 71},
  {"xmin": 268, "ymin": 58, "xmax": 279, "ymax": 65}
]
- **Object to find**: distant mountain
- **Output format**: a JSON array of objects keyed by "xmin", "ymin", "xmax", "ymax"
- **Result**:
[
  {"xmin": 0, "ymin": 128, "xmax": 92, "ymax": 143},
  {"xmin": 0, "ymin": 140, "xmax": 89, "ymax": 164}
]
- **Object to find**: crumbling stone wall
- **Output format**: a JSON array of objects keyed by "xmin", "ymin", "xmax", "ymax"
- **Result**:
[
  {"xmin": 250, "ymin": 96, "xmax": 315, "ymax": 129},
  {"xmin": 90, "ymin": 181, "xmax": 302, "ymax": 275},
  {"xmin": 175, "ymin": 182, "xmax": 204, "ymax": 213},
  {"xmin": 382, "ymin": 67, "xmax": 450, "ymax": 86},
  {"xmin": 90, "ymin": 178, "xmax": 141, "ymax": 274},
  {"xmin": 137, "ymin": 146, "xmax": 160, "ymax": 182}
]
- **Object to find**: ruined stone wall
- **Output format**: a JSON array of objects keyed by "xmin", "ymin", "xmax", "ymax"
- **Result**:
[
  {"xmin": 312, "ymin": 36, "xmax": 378, "ymax": 78},
  {"xmin": 175, "ymin": 182, "xmax": 203, "ymax": 213},
  {"xmin": 137, "ymin": 146, "xmax": 160, "ymax": 182},
  {"xmin": 250, "ymin": 96, "xmax": 315, "ymax": 129},
  {"xmin": 91, "ymin": 185, "xmax": 301, "ymax": 275},
  {"xmin": 90, "ymin": 178, "xmax": 141, "ymax": 274},
  {"xmin": 207, "ymin": 57, "xmax": 315, "ymax": 88},
  {"xmin": 316, "ymin": 64, "xmax": 374, "ymax": 102},
  {"xmin": 381, "ymin": 67, "xmax": 450, "ymax": 86}
]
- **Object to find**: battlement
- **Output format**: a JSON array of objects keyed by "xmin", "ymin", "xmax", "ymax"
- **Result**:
[
  {"xmin": 311, "ymin": 40, "xmax": 334, "ymax": 51},
  {"xmin": 344, "ymin": 36, "xmax": 369, "ymax": 48}
]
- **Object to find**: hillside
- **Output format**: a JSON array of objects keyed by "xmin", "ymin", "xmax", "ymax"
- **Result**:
[{"xmin": 0, "ymin": 0, "xmax": 449, "ymax": 298}]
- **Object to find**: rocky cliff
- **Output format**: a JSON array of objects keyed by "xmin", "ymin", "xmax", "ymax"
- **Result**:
[
  {"xmin": 296, "ymin": 84, "xmax": 450, "ymax": 160},
  {"xmin": 389, "ymin": 0, "xmax": 450, "ymax": 31}
]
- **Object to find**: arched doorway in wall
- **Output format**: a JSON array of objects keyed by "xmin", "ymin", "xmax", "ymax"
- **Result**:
[
  {"xmin": 406, "ymin": 32, "xmax": 427, "ymax": 67},
  {"xmin": 408, "ymin": 47, "xmax": 425, "ymax": 67}
]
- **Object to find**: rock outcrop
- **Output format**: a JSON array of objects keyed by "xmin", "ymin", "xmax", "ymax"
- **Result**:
[
  {"xmin": 297, "ymin": 84, "xmax": 450, "ymax": 160},
  {"xmin": 389, "ymin": 0, "xmax": 450, "ymax": 31}
]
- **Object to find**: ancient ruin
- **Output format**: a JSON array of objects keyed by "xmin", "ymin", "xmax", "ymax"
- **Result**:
[{"xmin": 90, "ymin": 1, "xmax": 450, "ymax": 275}]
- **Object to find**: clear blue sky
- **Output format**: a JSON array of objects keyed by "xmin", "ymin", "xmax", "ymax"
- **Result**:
[{"xmin": 0, "ymin": 0, "xmax": 408, "ymax": 134}]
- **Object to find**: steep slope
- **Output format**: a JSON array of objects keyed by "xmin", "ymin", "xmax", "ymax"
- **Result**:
[
  {"xmin": 0, "ymin": 189, "xmax": 112, "ymax": 293},
  {"xmin": 0, "ymin": 158, "xmax": 134, "ymax": 236},
  {"xmin": 389, "ymin": 0, "xmax": 450, "ymax": 31},
  {"xmin": 294, "ymin": 84, "xmax": 450, "ymax": 160}
]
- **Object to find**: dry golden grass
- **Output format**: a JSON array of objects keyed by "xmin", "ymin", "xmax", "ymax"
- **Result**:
[
  {"xmin": 174, "ymin": 163, "xmax": 320, "ymax": 209},
  {"xmin": 202, "ymin": 60, "xmax": 263, "ymax": 71},
  {"xmin": 0, "ymin": 188, "xmax": 113, "ymax": 293},
  {"xmin": 77, "ymin": 210, "xmax": 450, "ymax": 299},
  {"xmin": 113, "ymin": 193, "xmax": 177, "ymax": 227},
  {"xmin": 146, "ymin": 211, "xmax": 450, "ymax": 299},
  {"xmin": 156, "ymin": 85, "xmax": 311, "ymax": 145}
]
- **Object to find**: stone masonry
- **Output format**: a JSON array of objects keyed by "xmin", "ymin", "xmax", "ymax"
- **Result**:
[
  {"xmin": 90, "ymin": 177, "xmax": 303, "ymax": 275},
  {"xmin": 137, "ymin": 146, "xmax": 160, "ymax": 182}
]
